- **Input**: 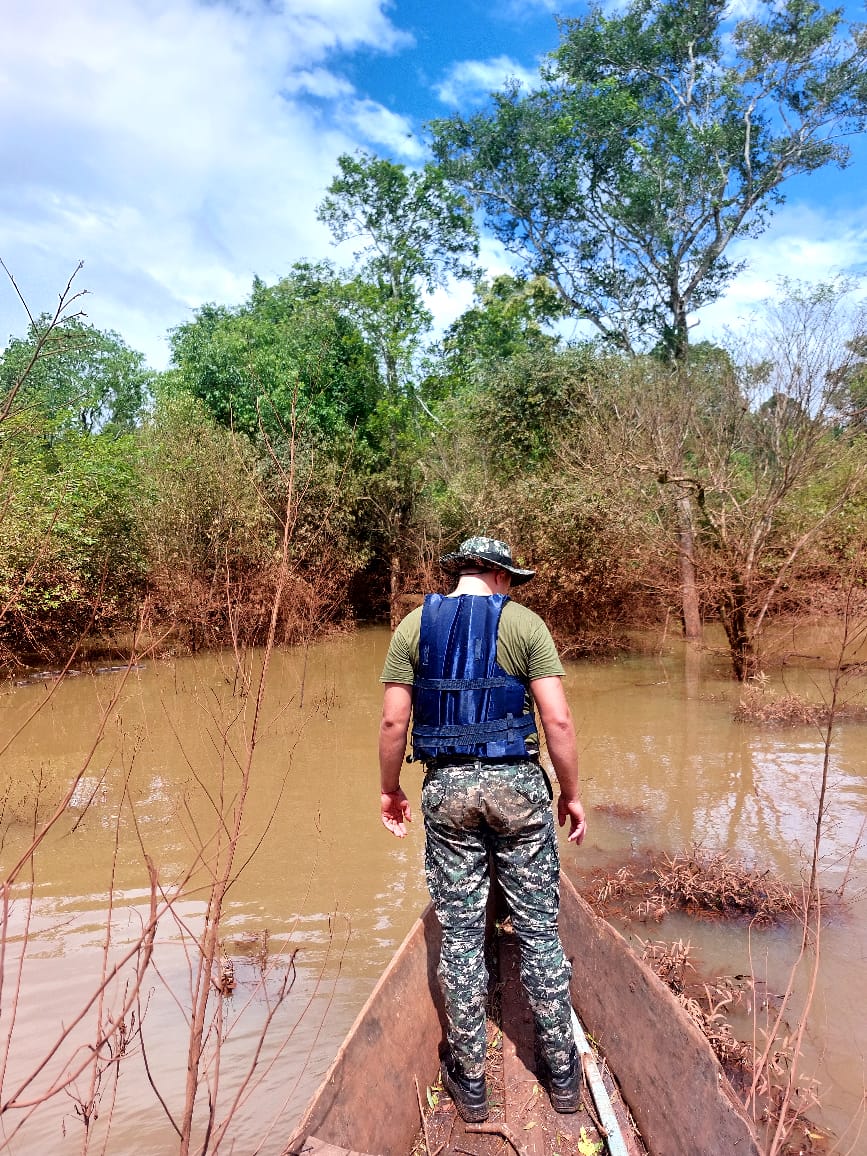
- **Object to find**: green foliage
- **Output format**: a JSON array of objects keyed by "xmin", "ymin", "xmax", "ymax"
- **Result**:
[
  {"xmin": 560, "ymin": 282, "xmax": 867, "ymax": 673},
  {"xmin": 426, "ymin": 274, "xmax": 565, "ymax": 401},
  {"xmin": 424, "ymin": 275, "xmax": 865, "ymax": 667},
  {"xmin": 1, "ymin": 316, "xmax": 151, "ymax": 435},
  {"xmin": 319, "ymin": 152, "xmax": 477, "ymax": 297},
  {"xmin": 511, "ymin": 470, "xmax": 648, "ymax": 648},
  {"xmin": 318, "ymin": 151, "xmax": 478, "ymax": 395},
  {"xmin": 0, "ymin": 414, "xmax": 143, "ymax": 655},
  {"xmin": 421, "ymin": 344, "xmax": 649, "ymax": 646},
  {"xmin": 314, "ymin": 152, "xmax": 479, "ymax": 599},
  {"xmin": 829, "ymin": 337, "xmax": 867, "ymax": 430},
  {"xmin": 3, "ymin": 135, "xmax": 865, "ymax": 663},
  {"xmin": 432, "ymin": 0, "xmax": 867, "ymax": 360},
  {"xmin": 168, "ymin": 265, "xmax": 382, "ymax": 448},
  {"xmin": 0, "ymin": 317, "xmax": 150, "ymax": 655}
]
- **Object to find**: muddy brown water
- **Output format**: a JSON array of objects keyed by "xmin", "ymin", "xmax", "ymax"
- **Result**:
[{"xmin": 1, "ymin": 623, "xmax": 865, "ymax": 1154}]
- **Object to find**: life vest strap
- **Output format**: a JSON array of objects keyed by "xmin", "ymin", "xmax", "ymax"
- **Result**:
[
  {"xmin": 413, "ymin": 715, "xmax": 537, "ymax": 742},
  {"xmin": 415, "ymin": 676, "xmax": 518, "ymax": 691}
]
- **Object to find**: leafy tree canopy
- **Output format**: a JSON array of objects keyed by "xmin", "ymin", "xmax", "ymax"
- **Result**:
[
  {"xmin": 432, "ymin": 0, "xmax": 867, "ymax": 361},
  {"xmin": 1, "ymin": 316, "xmax": 152, "ymax": 436},
  {"xmin": 446, "ymin": 274, "xmax": 564, "ymax": 368},
  {"xmin": 423, "ymin": 273, "xmax": 565, "ymax": 405},
  {"xmin": 167, "ymin": 264, "xmax": 382, "ymax": 446},
  {"xmin": 317, "ymin": 151, "xmax": 478, "ymax": 395}
]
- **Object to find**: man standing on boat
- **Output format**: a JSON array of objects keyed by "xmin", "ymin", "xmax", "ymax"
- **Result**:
[{"xmin": 378, "ymin": 537, "xmax": 587, "ymax": 1123}]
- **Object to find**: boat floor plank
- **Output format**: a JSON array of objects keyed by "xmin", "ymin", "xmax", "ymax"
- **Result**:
[
  {"xmin": 499, "ymin": 933, "xmax": 646, "ymax": 1156},
  {"xmin": 414, "ymin": 933, "xmax": 646, "ymax": 1156},
  {"xmin": 500, "ymin": 934, "xmax": 548, "ymax": 1156}
]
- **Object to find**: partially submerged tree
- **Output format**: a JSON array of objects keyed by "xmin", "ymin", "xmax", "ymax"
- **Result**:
[
  {"xmin": 696, "ymin": 282, "xmax": 867, "ymax": 677},
  {"xmin": 578, "ymin": 282, "xmax": 867, "ymax": 678}
]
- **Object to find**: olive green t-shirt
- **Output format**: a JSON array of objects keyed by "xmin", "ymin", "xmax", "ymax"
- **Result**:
[{"xmin": 380, "ymin": 597, "xmax": 564, "ymax": 737}]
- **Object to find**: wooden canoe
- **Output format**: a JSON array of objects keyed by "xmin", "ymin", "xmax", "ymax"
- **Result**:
[{"xmin": 285, "ymin": 873, "xmax": 762, "ymax": 1156}]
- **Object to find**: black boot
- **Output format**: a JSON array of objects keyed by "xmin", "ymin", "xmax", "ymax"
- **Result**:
[
  {"xmin": 441, "ymin": 1053, "xmax": 489, "ymax": 1122},
  {"xmin": 548, "ymin": 1045, "xmax": 583, "ymax": 1113}
]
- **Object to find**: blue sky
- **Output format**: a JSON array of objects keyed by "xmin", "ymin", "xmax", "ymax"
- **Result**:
[{"xmin": 2, "ymin": 0, "xmax": 866, "ymax": 369}]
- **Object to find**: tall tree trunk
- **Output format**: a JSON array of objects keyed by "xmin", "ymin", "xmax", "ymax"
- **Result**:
[
  {"xmin": 671, "ymin": 294, "xmax": 690, "ymax": 364},
  {"xmin": 676, "ymin": 493, "xmax": 702, "ymax": 641},
  {"xmin": 719, "ymin": 580, "xmax": 754, "ymax": 681},
  {"xmin": 669, "ymin": 332, "xmax": 701, "ymax": 641},
  {"xmin": 389, "ymin": 551, "xmax": 402, "ymax": 629}
]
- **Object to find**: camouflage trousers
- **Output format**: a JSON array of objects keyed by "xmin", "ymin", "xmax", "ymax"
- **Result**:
[{"xmin": 421, "ymin": 758, "xmax": 574, "ymax": 1081}]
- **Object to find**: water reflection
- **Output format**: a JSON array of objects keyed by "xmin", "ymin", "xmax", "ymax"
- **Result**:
[{"xmin": 1, "ymin": 623, "xmax": 865, "ymax": 1151}]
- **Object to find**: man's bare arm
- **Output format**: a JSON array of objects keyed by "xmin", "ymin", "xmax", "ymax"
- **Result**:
[
  {"xmin": 530, "ymin": 675, "xmax": 586, "ymax": 844},
  {"xmin": 379, "ymin": 682, "xmax": 413, "ymax": 837}
]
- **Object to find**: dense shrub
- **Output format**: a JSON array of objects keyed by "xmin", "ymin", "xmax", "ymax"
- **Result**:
[{"xmin": 0, "ymin": 416, "xmax": 144, "ymax": 658}]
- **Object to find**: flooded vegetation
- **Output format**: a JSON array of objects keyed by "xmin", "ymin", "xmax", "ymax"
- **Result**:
[
  {"xmin": 2, "ymin": 142, "xmax": 866, "ymax": 1156},
  {"xmin": 3, "ymin": 264, "xmax": 867, "ymax": 689},
  {"xmin": 734, "ymin": 686, "xmax": 867, "ymax": 727},
  {"xmin": 584, "ymin": 848, "xmax": 808, "ymax": 925}
]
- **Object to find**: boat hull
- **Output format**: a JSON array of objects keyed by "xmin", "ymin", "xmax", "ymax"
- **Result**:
[
  {"xmin": 286, "ymin": 906, "xmax": 444, "ymax": 1156},
  {"xmin": 286, "ymin": 874, "xmax": 761, "ymax": 1156}
]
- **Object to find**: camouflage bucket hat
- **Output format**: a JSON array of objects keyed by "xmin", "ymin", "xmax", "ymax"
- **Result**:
[{"xmin": 439, "ymin": 537, "xmax": 535, "ymax": 586}]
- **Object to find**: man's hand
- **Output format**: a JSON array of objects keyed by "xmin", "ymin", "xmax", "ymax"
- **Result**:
[
  {"xmin": 379, "ymin": 683, "xmax": 413, "ymax": 838},
  {"xmin": 381, "ymin": 789, "xmax": 412, "ymax": 838},
  {"xmin": 557, "ymin": 795, "xmax": 586, "ymax": 844}
]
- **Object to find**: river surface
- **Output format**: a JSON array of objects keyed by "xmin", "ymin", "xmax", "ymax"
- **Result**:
[{"xmin": 1, "ymin": 623, "xmax": 865, "ymax": 1154}]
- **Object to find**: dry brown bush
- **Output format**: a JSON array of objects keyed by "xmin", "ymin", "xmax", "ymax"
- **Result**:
[
  {"xmin": 734, "ymin": 685, "xmax": 867, "ymax": 726},
  {"xmin": 650, "ymin": 850, "xmax": 803, "ymax": 923},
  {"xmin": 144, "ymin": 554, "xmax": 355, "ymax": 653},
  {"xmin": 583, "ymin": 848, "xmax": 805, "ymax": 925}
]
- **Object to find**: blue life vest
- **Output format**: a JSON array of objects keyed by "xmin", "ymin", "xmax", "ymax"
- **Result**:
[{"xmin": 411, "ymin": 593, "xmax": 537, "ymax": 762}]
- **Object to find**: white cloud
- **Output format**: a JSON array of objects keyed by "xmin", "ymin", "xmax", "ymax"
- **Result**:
[
  {"xmin": 693, "ymin": 200, "xmax": 867, "ymax": 341},
  {"xmin": 338, "ymin": 100, "xmax": 426, "ymax": 161},
  {"xmin": 435, "ymin": 56, "xmax": 538, "ymax": 108},
  {"xmin": 281, "ymin": 69, "xmax": 357, "ymax": 100},
  {"xmin": 0, "ymin": 0, "xmax": 413, "ymax": 368}
]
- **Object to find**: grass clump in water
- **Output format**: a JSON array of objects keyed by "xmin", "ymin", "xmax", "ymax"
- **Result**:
[
  {"xmin": 734, "ymin": 684, "xmax": 867, "ymax": 726},
  {"xmin": 584, "ymin": 847, "xmax": 805, "ymax": 925}
]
